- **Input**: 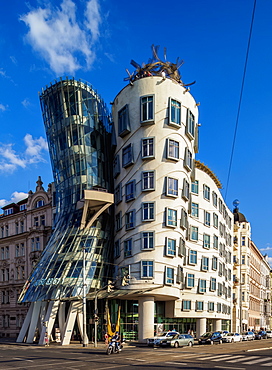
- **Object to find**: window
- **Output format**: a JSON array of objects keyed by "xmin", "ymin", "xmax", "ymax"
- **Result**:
[
  {"xmin": 166, "ymin": 208, "xmax": 177, "ymax": 227},
  {"xmin": 142, "ymin": 137, "xmax": 154, "ymax": 159},
  {"xmin": 166, "ymin": 177, "xmax": 178, "ymax": 197},
  {"xmin": 124, "ymin": 239, "xmax": 132, "ymax": 257},
  {"xmin": 125, "ymin": 210, "xmax": 135, "ymax": 230},
  {"xmin": 203, "ymin": 185, "xmax": 210, "ymax": 201},
  {"xmin": 212, "ymin": 191, "xmax": 218, "ymax": 207},
  {"xmin": 191, "ymin": 203, "xmax": 199, "ymax": 218},
  {"xmin": 203, "ymin": 234, "xmax": 211, "ymax": 249},
  {"xmin": 182, "ymin": 300, "xmax": 191, "ymax": 311},
  {"xmin": 219, "ymin": 199, "xmax": 223, "ymax": 213},
  {"xmin": 20, "ymin": 221, "xmax": 24, "ymax": 233},
  {"xmin": 113, "ymin": 155, "xmax": 120, "ymax": 178},
  {"xmin": 5, "ymin": 247, "xmax": 9, "ymax": 259},
  {"xmin": 196, "ymin": 301, "xmax": 204, "ymax": 311},
  {"xmin": 118, "ymin": 104, "xmax": 130, "ymax": 137},
  {"xmin": 116, "ymin": 211, "xmax": 122, "ymax": 231},
  {"xmin": 142, "ymin": 202, "xmax": 155, "ymax": 221},
  {"xmin": 141, "ymin": 261, "xmax": 154, "ymax": 278},
  {"xmin": 125, "ymin": 180, "xmax": 135, "ymax": 202},
  {"xmin": 114, "ymin": 240, "xmax": 120, "ymax": 258},
  {"xmin": 180, "ymin": 208, "xmax": 188, "ymax": 229},
  {"xmin": 141, "ymin": 231, "xmax": 154, "ymax": 250},
  {"xmin": 213, "ymin": 235, "xmax": 218, "ymax": 249},
  {"xmin": 34, "ymin": 217, "xmax": 39, "ymax": 227},
  {"xmin": 115, "ymin": 182, "xmax": 122, "ymax": 204},
  {"xmin": 142, "ymin": 171, "xmax": 155, "ymax": 191},
  {"xmin": 182, "ymin": 179, "xmax": 190, "ymax": 200},
  {"xmin": 204, "ymin": 211, "xmax": 210, "ymax": 226},
  {"xmin": 15, "ymin": 222, "xmax": 19, "ymax": 234},
  {"xmin": 166, "ymin": 238, "xmax": 176, "ymax": 257},
  {"xmin": 5, "ymin": 226, "xmax": 9, "ymax": 237},
  {"xmin": 187, "ymin": 273, "xmax": 195, "ymax": 288},
  {"xmin": 210, "ymin": 277, "xmax": 216, "ymax": 291},
  {"xmin": 165, "ymin": 267, "xmax": 174, "ymax": 285},
  {"xmin": 218, "ymin": 262, "xmax": 223, "ymax": 276},
  {"xmin": 213, "ymin": 213, "xmax": 218, "ymax": 228},
  {"xmin": 122, "ymin": 144, "xmax": 134, "ymax": 168},
  {"xmin": 20, "ymin": 204, "xmax": 26, "ymax": 211},
  {"xmin": 176, "ymin": 265, "xmax": 184, "ymax": 284},
  {"xmin": 4, "ymin": 208, "xmax": 13, "ymax": 216},
  {"xmin": 241, "ymin": 255, "xmax": 246, "ymax": 264},
  {"xmin": 15, "ymin": 245, "xmax": 19, "ymax": 257},
  {"xmin": 167, "ymin": 139, "xmax": 179, "ymax": 160},
  {"xmin": 241, "ymin": 236, "xmax": 246, "ymax": 246},
  {"xmin": 184, "ymin": 148, "xmax": 193, "ymax": 170},
  {"xmin": 189, "ymin": 250, "xmax": 197, "ymax": 265},
  {"xmin": 141, "ymin": 95, "xmax": 154, "ymax": 123},
  {"xmin": 31, "ymin": 238, "xmax": 35, "ymax": 252},
  {"xmin": 201, "ymin": 256, "xmax": 209, "ymax": 271},
  {"xmin": 218, "ymin": 283, "xmax": 223, "ymax": 296},
  {"xmin": 191, "ymin": 180, "xmax": 199, "ymax": 194},
  {"xmin": 217, "ymin": 303, "xmax": 222, "ymax": 313},
  {"xmin": 186, "ymin": 109, "xmax": 195, "ymax": 139},
  {"xmin": 169, "ymin": 98, "xmax": 181, "ymax": 126},
  {"xmin": 178, "ymin": 237, "xmax": 186, "ymax": 258},
  {"xmin": 36, "ymin": 199, "xmax": 45, "ymax": 208},
  {"xmin": 40, "ymin": 215, "xmax": 45, "ymax": 226},
  {"xmin": 1, "ymin": 227, "xmax": 3, "ymax": 238},
  {"xmin": 190, "ymin": 226, "xmax": 198, "ymax": 241},
  {"xmin": 208, "ymin": 302, "xmax": 214, "ymax": 312},
  {"xmin": 212, "ymin": 256, "xmax": 218, "ymax": 270},
  {"xmin": 199, "ymin": 279, "xmax": 206, "ymax": 293}
]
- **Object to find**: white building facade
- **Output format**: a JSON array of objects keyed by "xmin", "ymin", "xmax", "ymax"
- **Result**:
[{"xmin": 112, "ymin": 75, "xmax": 233, "ymax": 341}]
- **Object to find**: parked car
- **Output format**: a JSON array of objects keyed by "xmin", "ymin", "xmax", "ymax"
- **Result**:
[
  {"xmin": 160, "ymin": 334, "xmax": 194, "ymax": 348},
  {"xmin": 198, "ymin": 332, "xmax": 223, "ymax": 345},
  {"xmin": 147, "ymin": 331, "xmax": 179, "ymax": 346},
  {"xmin": 266, "ymin": 330, "xmax": 272, "ymax": 338},
  {"xmin": 255, "ymin": 330, "xmax": 267, "ymax": 340},
  {"xmin": 223, "ymin": 332, "xmax": 242, "ymax": 343},
  {"xmin": 242, "ymin": 331, "xmax": 255, "ymax": 341}
]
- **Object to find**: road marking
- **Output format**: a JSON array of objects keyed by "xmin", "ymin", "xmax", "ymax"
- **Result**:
[
  {"xmin": 212, "ymin": 356, "xmax": 244, "ymax": 362},
  {"xmin": 198, "ymin": 354, "xmax": 237, "ymax": 360},
  {"xmin": 247, "ymin": 347, "xmax": 272, "ymax": 352},
  {"xmin": 165, "ymin": 362, "xmax": 187, "ymax": 366},
  {"xmin": 242, "ymin": 357, "xmax": 272, "ymax": 365},
  {"xmin": 13, "ymin": 357, "xmax": 34, "ymax": 362},
  {"xmin": 125, "ymin": 358, "xmax": 146, "ymax": 362},
  {"xmin": 214, "ymin": 366, "xmax": 245, "ymax": 370},
  {"xmin": 261, "ymin": 362, "xmax": 272, "ymax": 367}
]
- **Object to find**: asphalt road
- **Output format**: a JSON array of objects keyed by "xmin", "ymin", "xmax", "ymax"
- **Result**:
[{"xmin": 0, "ymin": 338, "xmax": 272, "ymax": 369}]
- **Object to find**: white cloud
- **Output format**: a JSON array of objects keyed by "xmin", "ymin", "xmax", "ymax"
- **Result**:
[
  {"xmin": 0, "ymin": 134, "xmax": 48, "ymax": 174},
  {"xmin": 0, "ymin": 191, "xmax": 28, "ymax": 208},
  {"xmin": 20, "ymin": 0, "xmax": 102, "ymax": 75},
  {"xmin": 259, "ymin": 243, "xmax": 272, "ymax": 251},
  {"xmin": 22, "ymin": 98, "xmax": 31, "ymax": 108},
  {"xmin": 0, "ymin": 104, "xmax": 8, "ymax": 111},
  {"xmin": 10, "ymin": 56, "xmax": 18, "ymax": 65}
]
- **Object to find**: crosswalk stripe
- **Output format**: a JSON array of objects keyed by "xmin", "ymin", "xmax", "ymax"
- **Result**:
[
  {"xmin": 198, "ymin": 354, "xmax": 235, "ymax": 360},
  {"xmin": 241, "ymin": 357, "xmax": 272, "ymax": 365},
  {"xmin": 212, "ymin": 356, "xmax": 240, "ymax": 362},
  {"xmin": 225, "ymin": 356, "xmax": 259, "ymax": 363},
  {"xmin": 261, "ymin": 362, "xmax": 272, "ymax": 367}
]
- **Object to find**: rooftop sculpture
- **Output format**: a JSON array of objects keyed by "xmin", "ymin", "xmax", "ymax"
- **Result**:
[{"xmin": 124, "ymin": 44, "xmax": 196, "ymax": 86}]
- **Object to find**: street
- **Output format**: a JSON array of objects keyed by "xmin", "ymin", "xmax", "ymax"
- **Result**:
[{"xmin": 0, "ymin": 339, "xmax": 272, "ymax": 369}]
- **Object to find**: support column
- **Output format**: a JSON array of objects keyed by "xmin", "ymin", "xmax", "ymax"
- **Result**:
[
  {"xmin": 138, "ymin": 296, "xmax": 154, "ymax": 343},
  {"xmin": 26, "ymin": 301, "xmax": 42, "ymax": 343},
  {"xmin": 61, "ymin": 301, "xmax": 81, "ymax": 345},
  {"xmin": 214, "ymin": 319, "xmax": 222, "ymax": 332},
  {"xmin": 196, "ymin": 318, "xmax": 206, "ymax": 338},
  {"xmin": 16, "ymin": 302, "xmax": 34, "ymax": 343}
]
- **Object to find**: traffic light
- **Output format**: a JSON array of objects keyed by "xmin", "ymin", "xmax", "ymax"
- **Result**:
[
  {"xmin": 107, "ymin": 280, "xmax": 115, "ymax": 292},
  {"xmin": 121, "ymin": 274, "xmax": 130, "ymax": 286},
  {"xmin": 94, "ymin": 316, "xmax": 99, "ymax": 323}
]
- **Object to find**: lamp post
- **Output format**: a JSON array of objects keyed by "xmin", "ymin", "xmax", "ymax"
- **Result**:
[{"xmin": 82, "ymin": 245, "xmax": 87, "ymax": 347}]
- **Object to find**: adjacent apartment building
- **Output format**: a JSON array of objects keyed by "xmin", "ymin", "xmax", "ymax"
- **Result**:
[{"xmin": 0, "ymin": 177, "xmax": 53, "ymax": 338}]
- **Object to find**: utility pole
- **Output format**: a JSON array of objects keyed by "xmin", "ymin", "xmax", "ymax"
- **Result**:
[{"xmin": 82, "ymin": 245, "xmax": 87, "ymax": 347}]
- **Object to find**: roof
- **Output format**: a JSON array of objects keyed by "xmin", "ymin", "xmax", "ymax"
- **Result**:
[{"xmin": 195, "ymin": 160, "xmax": 222, "ymax": 189}]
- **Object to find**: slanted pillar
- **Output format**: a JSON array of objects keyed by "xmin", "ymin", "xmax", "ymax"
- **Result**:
[
  {"xmin": 26, "ymin": 301, "xmax": 42, "ymax": 343},
  {"xmin": 17, "ymin": 302, "xmax": 34, "ymax": 343}
]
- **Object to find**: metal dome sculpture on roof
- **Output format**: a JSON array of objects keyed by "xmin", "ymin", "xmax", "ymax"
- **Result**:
[{"xmin": 124, "ymin": 44, "xmax": 196, "ymax": 86}]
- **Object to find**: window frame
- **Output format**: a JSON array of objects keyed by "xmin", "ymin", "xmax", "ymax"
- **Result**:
[
  {"xmin": 166, "ymin": 237, "xmax": 176, "ymax": 257},
  {"xmin": 141, "ymin": 231, "xmax": 155, "ymax": 250},
  {"xmin": 124, "ymin": 238, "xmax": 132, "ymax": 258},
  {"xmin": 141, "ymin": 137, "xmax": 155, "ymax": 159},
  {"xmin": 185, "ymin": 109, "xmax": 195, "ymax": 139},
  {"xmin": 166, "ymin": 207, "xmax": 177, "ymax": 228},
  {"xmin": 125, "ymin": 210, "xmax": 135, "ymax": 230},
  {"xmin": 165, "ymin": 267, "xmax": 174, "ymax": 285},
  {"xmin": 169, "ymin": 98, "xmax": 181, "ymax": 127},
  {"xmin": 189, "ymin": 250, "xmax": 197, "ymax": 265},
  {"xmin": 122, "ymin": 143, "xmax": 134, "ymax": 168},
  {"xmin": 203, "ymin": 184, "xmax": 210, "ymax": 201},
  {"xmin": 142, "ymin": 171, "xmax": 155, "ymax": 191},
  {"xmin": 125, "ymin": 180, "xmax": 136, "ymax": 202},
  {"xmin": 166, "ymin": 176, "xmax": 178, "ymax": 197},
  {"xmin": 142, "ymin": 202, "xmax": 155, "ymax": 221},
  {"xmin": 140, "ymin": 95, "xmax": 154, "ymax": 124},
  {"xmin": 118, "ymin": 104, "xmax": 131, "ymax": 137},
  {"xmin": 141, "ymin": 260, "xmax": 154, "ymax": 278},
  {"xmin": 167, "ymin": 138, "xmax": 179, "ymax": 161}
]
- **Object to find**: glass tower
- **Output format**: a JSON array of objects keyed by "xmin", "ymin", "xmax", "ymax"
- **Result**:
[{"xmin": 19, "ymin": 78, "xmax": 113, "ymax": 303}]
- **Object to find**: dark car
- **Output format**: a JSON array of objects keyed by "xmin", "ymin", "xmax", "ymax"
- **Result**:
[
  {"xmin": 198, "ymin": 332, "xmax": 223, "ymax": 345},
  {"xmin": 255, "ymin": 330, "xmax": 267, "ymax": 340}
]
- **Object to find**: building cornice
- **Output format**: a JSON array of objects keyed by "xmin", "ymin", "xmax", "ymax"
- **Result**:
[{"xmin": 194, "ymin": 160, "xmax": 222, "ymax": 189}]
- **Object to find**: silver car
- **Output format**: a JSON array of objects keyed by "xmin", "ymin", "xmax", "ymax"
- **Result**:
[
  {"xmin": 242, "ymin": 331, "xmax": 255, "ymax": 341},
  {"xmin": 160, "ymin": 333, "xmax": 194, "ymax": 348}
]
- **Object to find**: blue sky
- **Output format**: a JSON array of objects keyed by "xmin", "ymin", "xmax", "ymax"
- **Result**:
[{"xmin": 1, "ymin": 0, "xmax": 272, "ymax": 265}]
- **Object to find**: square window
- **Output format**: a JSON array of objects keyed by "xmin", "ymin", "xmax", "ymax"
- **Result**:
[
  {"xmin": 199, "ymin": 279, "xmax": 206, "ymax": 293},
  {"xmin": 122, "ymin": 144, "xmax": 134, "ymax": 168},
  {"xmin": 141, "ymin": 95, "xmax": 154, "ymax": 123},
  {"xmin": 141, "ymin": 261, "xmax": 154, "ymax": 278},
  {"xmin": 203, "ymin": 234, "xmax": 210, "ymax": 249},
  {"xmin": 124, "ymin": 239, "xmax": 132, "ymax": 257},
  {"xmin": 191, "ymin": 203, "xmax": 199, "ymax": 218},
  {"xmin": 166, "ymin": 208, "xmax": 177, "ymax": 227},
  {"xmin": 142, "ymin": 202, "xmax": 155, "ymax": 221},
  {"xmin": 201, "ymin": 256, "xmax": 209, "ymax": 271},
  {"xmin": 142, "ymin": 137, "xmax": 155, "ymax": 159},
  {"xmin": 118, "ymin": 104, "xmax": 130, "ymax": 137},
  {"xmin": 204, "ymin": 211, "xmax": 210, "ymax": 226},
  {"xmin": 166, "ymin": 238, "xmax": 176, "ymax": 257},
  {"xmin": 191, "ymin": 180, "xmax": 199, "ymax": 194},
  {"xmin": 125, "ymin": 180, "xmax": 135, "ymax": 202},
  {"xmin": 141, "ymin": 231, "xmax": 154, "ymax": 250},
  {"xmin": 182, "ymin": 300, "xmax": 191, "ymax": 311},
  {"xmin": 186, "ymin": 109, "xmax": 195, "ymax": 139},
  {"xmin": 182, "ymin": 179, "xmax": 190, "ymax": 200},
  {"xmin": 186, "ymin": 273, "xmax": 195, "ymax": 288},
  {"xmin": 142, "ymin": 171, "xmax": 155, "ymax": 191},
  {"xmin": 184, "ymin": 148, "xmax": 193, "ymax": 171},
  {"xmin": 190, "ymin": 226, "xmax": 198, "ymax": 241},
  {"xmin": 165, "ymin": 267, "xmax": 174, "ymax": 285},
  {"xmin": 125, "ymin": 210, "xmax": 135, "ymax": 230},
  {"xmin": 203, "ymin": 185, "xmax": 210, "ymax": 201},
  {"xmin": 166, "ymin": 177, "xmax": 178, "ymax": 197},
  {"xmin": 169, "ymin": 98, "xmax": 181, "ymax": 126},
  {"xmin": 167, "ymin": 139, "xmax": 179, "ymax": 160},
  {"xmin": 196, "ymin": 301, "xmax": 204, "ymax": 311},
  {"xmin": 189, "ymin": 250, "xmax": 197, "ymax": 265}
]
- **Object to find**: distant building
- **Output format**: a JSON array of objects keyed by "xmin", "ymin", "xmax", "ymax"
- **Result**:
[{"xmin": 0, "ymin": 177, "xmax": 53, "ymax": 338}]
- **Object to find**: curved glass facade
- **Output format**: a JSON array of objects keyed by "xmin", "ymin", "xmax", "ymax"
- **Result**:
[{"xmin": 19, "ymin": 78, "xmax": 113, "ymax": 303}]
